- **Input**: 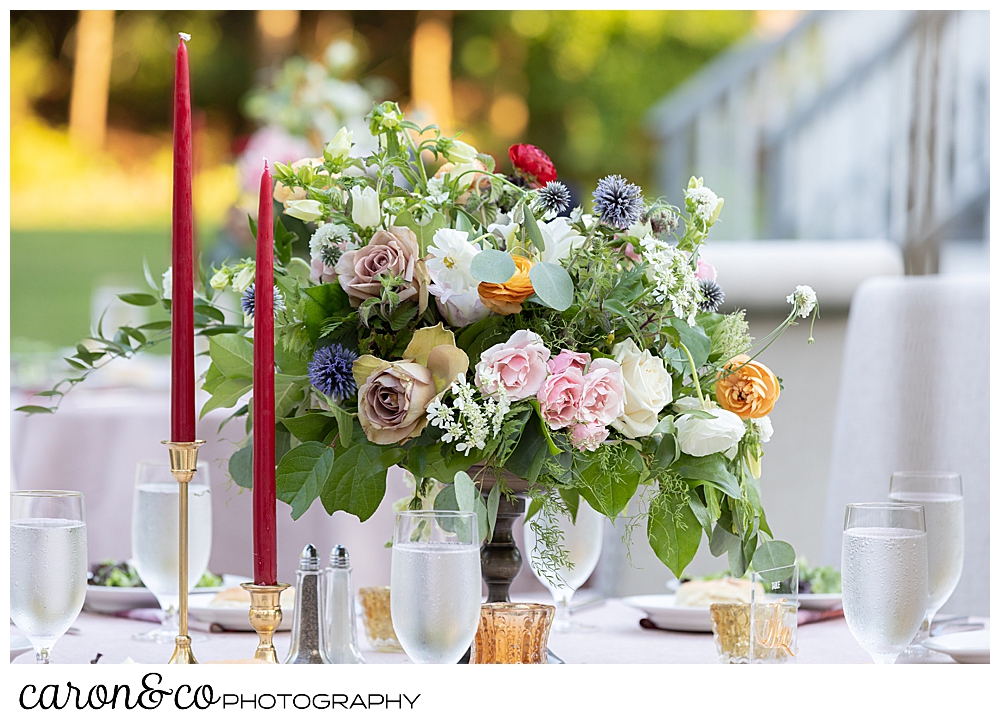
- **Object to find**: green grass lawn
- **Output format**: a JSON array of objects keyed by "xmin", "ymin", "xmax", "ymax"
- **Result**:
[{"xmin": 10, "ymin": 227, "xmax": 217, "ymax": 350}]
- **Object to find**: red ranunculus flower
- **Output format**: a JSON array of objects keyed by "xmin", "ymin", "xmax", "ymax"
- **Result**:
[{"xmin": 508, "ymin": 144, "xmax": 557, "ymax": 187}]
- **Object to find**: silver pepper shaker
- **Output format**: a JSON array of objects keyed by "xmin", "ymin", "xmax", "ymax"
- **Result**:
[
  {"xmin": 284, "ymin": 544, "xmax": 329, "ymax": 664},
  {"xmin": 324, "ymin": 545, "xmax": 365, "ymax": 664}
]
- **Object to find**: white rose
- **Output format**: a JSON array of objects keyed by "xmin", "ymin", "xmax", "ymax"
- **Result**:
[
  {"xmin": 232, "ymin": 265, "xmax": 255, "ymax": 294},
  {"xmin": 675, "ymin": 403, "xmax": 746, "ymax": 457},
  {"xmin": 754, "ymin": 416, "xmax": 773, "ymax": 444},
  {"xmin": 325, "ymin": 127, "xmax": 353, "ymax": 162},
  {"xmin": 285, "ymin": 199, "xmax": 323, "ymax": 223},
  {"xmin": 609, "ymin": 338, "xmax": 673, "ymax": 438},
  {"xmin": 351, "ymin": 186, "xmax": 381, "ymax": 229},
  {"xmin": 209, "ymin": 269, "xmax": 230, "ymax": 291},
  {"xmin": 538, "ymin": 217, "xmax": 585, "ymax": 265}
]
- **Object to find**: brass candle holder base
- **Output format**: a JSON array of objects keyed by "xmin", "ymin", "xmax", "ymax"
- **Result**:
[
  {"xmin": 241, "ymin": 582, "xmax": 290, "ymax": 663},
  {"xmin": 162, "ymin": 439, "xmax": 206, "ymax": 665}
]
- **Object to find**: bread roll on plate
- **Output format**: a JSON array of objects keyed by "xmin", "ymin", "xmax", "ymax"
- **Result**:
[
  {"xmin": 209, "ymin": 586, "xmax": 295, "ymax": 608},
  {"xmin": 674, "ymin": 578, "xmax": 763, "ymax": 607}
]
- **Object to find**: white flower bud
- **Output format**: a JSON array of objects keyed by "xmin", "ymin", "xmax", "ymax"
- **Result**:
[{"xmin": 351, "ymin": 186, "xmax": 381, "ymax": 229}]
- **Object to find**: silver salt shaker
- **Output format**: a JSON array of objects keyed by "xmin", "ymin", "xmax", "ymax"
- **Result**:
[
  {"xmin": 324, "ymin": 545, "xmax": 364, "ymax": 664},
  {"xmin": 284, "ymin": 544, "xmax": 330, "ymax": 664}
]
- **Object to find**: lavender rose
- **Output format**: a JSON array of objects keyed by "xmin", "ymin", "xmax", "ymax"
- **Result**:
[{"xmin": 335, "ymin": 226, "xmax": 419, "ymax": 307}]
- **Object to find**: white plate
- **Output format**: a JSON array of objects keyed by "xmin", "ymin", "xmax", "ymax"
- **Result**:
[
  {"xmin": 621, "ymin": 594, "xmax": 712, "ymax": 633},
  {"xmin": 798, "ymin": 593, "xmax": 842, "ymax": 610},
  {"xmin": 187, "ymin": 591, "xmax": 292, "ymax": 632},
  {"xmin": 10, "ymin": 635, "xmax": 33, "ymax": 662},
  {"xmin": 85, "ymin": 574, "xmax": 249, "ymax": 614},
  {"xmin": 923, "ymin": 630, "xmax": 990, "ymax": 664}
]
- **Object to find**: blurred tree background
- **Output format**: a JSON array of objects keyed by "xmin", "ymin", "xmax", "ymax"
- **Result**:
[{"xmin": 10, "ymin": 9, "xmax": 760, "ymax": 350}]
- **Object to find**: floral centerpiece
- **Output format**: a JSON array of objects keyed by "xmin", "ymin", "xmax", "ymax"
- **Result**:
[{"xmin": 23, "ymin": 102, "xmax": 819, "ymax": 580}]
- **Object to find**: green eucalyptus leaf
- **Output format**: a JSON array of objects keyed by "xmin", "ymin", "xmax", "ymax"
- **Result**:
[
  {"xmin": 670, "ymin": 318, "xmax": 711, "ymax": 370},
  {"xmin": 558, "ymin": 487, "xmax": 580, "ymax": 525},
  {"xmin": 453, "ymin": 471, "xmax": 478, "ymax": 514},
  {"xmin": 528, "ymin": 262, "xmax": 574, "ymax": 311},
  {"xmin": 394, "ymin": 210, "xmax": 447, "ymax": 256},
  {"xmin": 486, "ymin": 482, "xmax": 501, "ymax": 543},
  {"xmin": 751, "ymin": 540, "xmax": 796, "ymax": 582},
  {"xmin": 470, "ymin": 249, "xmax": 516, "ymax": 284},
  {"xmin": 229, "ymin": 441, "xmax": 253, "ymax": 489}
]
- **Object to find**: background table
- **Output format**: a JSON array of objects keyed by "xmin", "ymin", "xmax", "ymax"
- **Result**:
[{"xmin": 15, "ymin": 599, "xmax": 972, "ymax": 665}]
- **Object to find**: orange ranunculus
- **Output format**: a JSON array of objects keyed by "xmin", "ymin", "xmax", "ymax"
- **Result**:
[
  {"xmin": 477, "ymin": 255, "xmax": 535, "ymax": 315},
  {"xmin": 714, "ymin": 354, "xmax": 780, "ymax": 420}
]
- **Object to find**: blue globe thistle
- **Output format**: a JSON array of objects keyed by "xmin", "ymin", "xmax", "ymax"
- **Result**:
[
  {"xmin": 241, "ymin": 283, "xmax": 285, "ymax": 320},
  {"xmin": 698, "ymin": 279, "xmax": 725, "ymax": 313},
  {"xmin": 592, "ymin": 174, "xmax": 644, "ymax": 229},
  {"xmin": 538, "ymin": 181, "xmax": 571, "ymax": 215},
  {"xmin": 308, "ymin": 343, "xmax": 359, "ymax": 401}
]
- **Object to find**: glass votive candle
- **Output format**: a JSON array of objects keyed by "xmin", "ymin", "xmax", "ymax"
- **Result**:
[
  {"xmin": 710, "ymin": 603, "xmax": 752, "ymax": 664},
  {"xmin": 472, "ymin": 603, "xmax": 555, "ymax": 664},
  {"xmin": 357, "ymin": 586, "xmax": 403, "ymax": 653}
]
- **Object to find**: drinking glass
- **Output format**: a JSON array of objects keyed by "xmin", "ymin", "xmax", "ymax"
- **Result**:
[
  {"xmin": 10, "ymin": 491, "xmax": 88, "ymax": 664},
  {"xmin": 841, "ymin": 503, "xmax": 928, "ymax": 664},
  {"xmin": 390, "ymin": 510, "xmax": 481, "ymax": 664},
  {"xmin": 749, "ymin": 563, "xmax": 798, "ymax": 663},
  {"xmin": 889, "ymin": 471, "xmax": 964, "ymax": 662},
  {"xmin": 523, "ymin": 497, "xmax": 603, "ymax": 632},
  {"xmin": 131, "ymin": 461, "xmax": 212, "ymax": 643}
]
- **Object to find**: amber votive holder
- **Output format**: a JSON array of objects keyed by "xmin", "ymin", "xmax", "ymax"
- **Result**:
[
  {"xmin": 357, "ymin": 586, "xmax": 403, "ymax": 653},
  {"xmin": 472, "ymin": 603, "xmax": 555, "ymax": 664},
  {"xmin": 710, "ymin": 603, "xmax": 752, "ymax": 664}
]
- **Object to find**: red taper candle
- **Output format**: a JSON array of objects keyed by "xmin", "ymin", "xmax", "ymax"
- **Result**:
[
  {"xmin": 252, "ymin": 161, "xmax": 277, "ymax": 585},
  {"xmin": 171, "ymin": 33, "xmax": 196, "ymax": 442}
]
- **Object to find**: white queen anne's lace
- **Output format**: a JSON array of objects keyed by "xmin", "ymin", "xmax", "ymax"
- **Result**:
[
  {"xmin": 685, "ymin": 183, "xmax": 721, "ymax": 222},
  {"xmin": 426, "ymin": 374, "xmax": 510, "ymax": 452},
  {"xmin": 639, "ymin": 235, "xmax": 701, "ymax": 325}
]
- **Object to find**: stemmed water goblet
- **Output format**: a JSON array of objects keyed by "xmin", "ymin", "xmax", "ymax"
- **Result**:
[
  {"xmin": 390, "ymin": 510, "xmax": 482, "ymax": 664},
  {"xmin": 131, "ymin": 461, "xmax": 212, "ymax": 643},
  {"xmin": 523, "ymin": 497, "xmax": 604, "ymax": 632},
  {"xmin": 889, "ymin": 471, "xmax": 964, "ymax": 662},
  {"xmin": 841, "ymin": 502, "xmax": 928, "ymax": 664},
  {"xmin": 10, "ymin": 491, "xmax": 88, "ymax": 664}
]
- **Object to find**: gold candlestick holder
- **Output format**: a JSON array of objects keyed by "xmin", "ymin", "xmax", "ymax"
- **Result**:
[
  {"xmin": 240, "ymin": 583, "xmax": 290, "ymax": 663},
  {"xmin": 162, "ymin": 439, "xmax": 206, "ymax": 665}
]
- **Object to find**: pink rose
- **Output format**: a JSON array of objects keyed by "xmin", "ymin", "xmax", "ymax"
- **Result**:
[
  {"xmin": 548, "ymin": 349, "xmax": 591, "ymax": 375},
  {"xmin": 624, "ymin": 242, "xmax": 642, "ymax": 264},
  {"xmin": 475, "ymin": 330, "xmax": 551, "ymax": 401},
  {"xmin": 579, "ymin": 358, "xmax": 626, "ymax": 426},
  {"xmin": 696, "ymin": 258, "xmax": 717, "ymax": 282},
  {"xmin": 537, "ymin": 368, "xmax": 586, "ymax": 430},
  {"xmin": 335, "ymin": 226, "xmax": 419, "ymax": 307},
  {"xmin": 569, "ymin": 421, "xmax": 609, "ymax": 452}
]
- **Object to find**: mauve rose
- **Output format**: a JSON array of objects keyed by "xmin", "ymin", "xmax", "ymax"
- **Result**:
[
  {"xmin": 508, "ymin": 144, "xmax": 557, "ymax": 187},
  {"xmin": 548, "ymin": 350, "xmax": 591, "ymax": 375},
  {"xmin": 579, "ymin": 358, "xmax": 626, "ymax": 426},
  {"xmin": 569, "ymin": 421, "xmax": 609, "ymax": 452},
  {"xmin": 475, "ymin": 330, "xmax": 551, "ymax": 401},
  {"xmin": 537, "ymin": 367, "xmax": 585, "ymax": 430},
  {"xmin": 335, "ymin": 226, "xmax": 419, "ymax": 307},
  {"xmin": 358, "ymin": 360, "xmax": 437, "ymax": 444}
]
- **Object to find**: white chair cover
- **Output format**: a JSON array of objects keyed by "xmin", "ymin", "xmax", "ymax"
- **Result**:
[{"xmin": 821, "ymin": 275, "xmax": 989, "ymax": 616}]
